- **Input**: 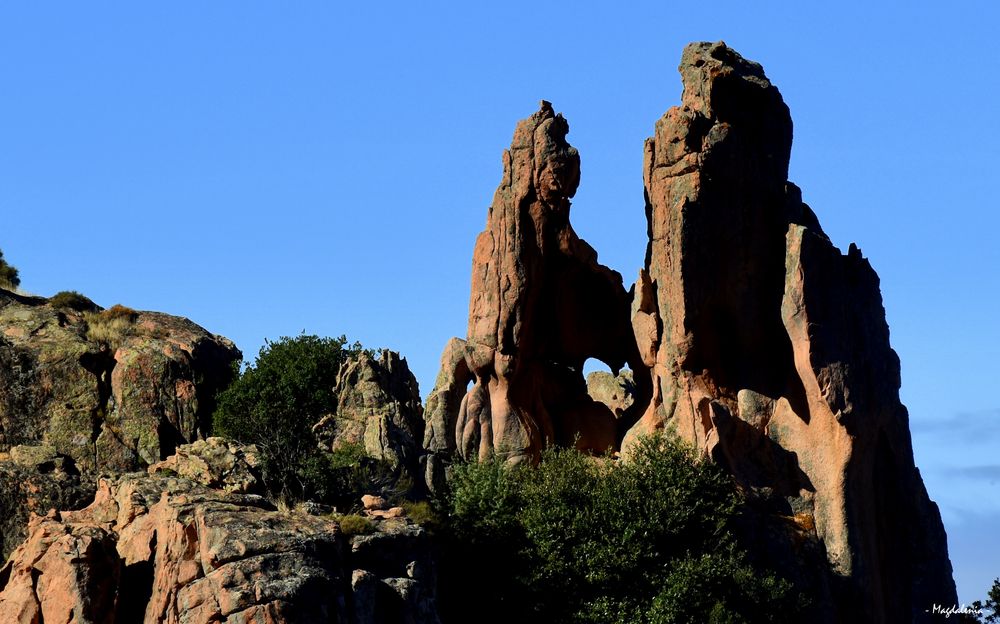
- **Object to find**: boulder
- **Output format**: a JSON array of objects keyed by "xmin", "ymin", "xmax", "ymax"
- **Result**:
[
  {"xmin": 147, "ymin": 437, "xmax": 261, "ymax": 494},
  {"xmin": 585, "ymin": 369, "xmax": 635, "ymax": 419}
]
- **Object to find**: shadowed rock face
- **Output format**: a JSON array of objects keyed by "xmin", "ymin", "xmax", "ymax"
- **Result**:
[
  {"xmin": 428, "ymin": 42, "xmax": 956, "ymax": 623},
  {"xmin": 423, "ymin": 101, "xmax": 649, "ymax": 488}
]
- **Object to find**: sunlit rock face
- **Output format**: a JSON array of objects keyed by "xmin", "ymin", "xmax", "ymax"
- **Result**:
[
  {"xmin": 427, "ymin": 42, "xmax": 957, "ymax": 623},
  {"xmin": 423, "ymin": 101, "xmax": 649, "ymax": 489}
]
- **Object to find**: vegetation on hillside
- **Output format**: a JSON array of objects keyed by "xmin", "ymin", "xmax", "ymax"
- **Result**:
[
  {"xmin": 48, "ymin": 290, "xmax": 99, "ymax": 312},
  {"xmin": 0, "ymin": 249, "xmax": 20, "ymax": 290},
  {"xmin": 212, "ymin": 334, "xmax": 392, "ymax": 507},
  {"xmin": 436, "ymin": 435, "xmax": 807, "ymax": 624}
]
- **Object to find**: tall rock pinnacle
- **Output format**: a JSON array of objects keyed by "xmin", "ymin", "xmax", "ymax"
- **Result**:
[
  {"xmin": 423, "ymin": 101, "xmax": 648, "ymax": 487},
  {"xmin": 426, "ymin": 43, "xmax": 956, "ymax": 622},
  {"xmin": 628, "ymin": 41, "xmax": 955, "ymax": 622}
]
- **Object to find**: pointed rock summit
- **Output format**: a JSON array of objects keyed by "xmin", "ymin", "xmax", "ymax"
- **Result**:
[
  {"xmin": 427, "ymin": 42, "xmax": 956, "ymax": 622},
  {"xmin": 423, "ymin": 100, "xmax": 649, "ymax": 488}
]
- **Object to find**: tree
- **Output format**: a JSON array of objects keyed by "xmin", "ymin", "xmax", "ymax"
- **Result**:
[
  {"xmin": 0, "ymin": 249, "xmax": 20, "ymax": 290},
  {"xmin": 213, "ymin": 334, "xmax": 364, "ymax": 502},
  {"xmin": 437, "ymin": 435, "xmax": 807, "ymax": 623},
  {"xmin": 971, "ymin": 578, "xmax": 1000, "ymax": 623}
]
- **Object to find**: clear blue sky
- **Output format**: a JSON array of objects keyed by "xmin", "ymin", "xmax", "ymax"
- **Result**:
[{"xmin": 2, "ymin": 2, "xmax": 997, "ymax": 605}]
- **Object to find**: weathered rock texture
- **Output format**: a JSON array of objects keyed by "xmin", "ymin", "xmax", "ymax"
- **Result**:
[
  {"xmin": 427, "ymin": 43, "xmax": 956, "ymax": 623},
  {"xmin": 585, "ymin": 370, "xmax": 635, "ymax": 421},
  {"xmin": 315, "ymin": 349, "xmax": 424, "ymax": 486},
  {"xmin": 147, "ymin": 436, "xmax": 262, "ymax": 495},
  {"xmin": 424, "ymin": 101, "xmax": 650, "ymax": 488},
  {"xmin": 0, "ymin": 463, "xmax": 440, "ymax": 623},
  {"xmin": 0, "ymin": 289, "xmax": 241, "ymax": 474},
  {"xmin": 0, "ymin": 447, "xmax": 95, "ymax": 561},
  {"xmin": 628, "ymin": 41, "xmax": 955, "ymax": 622}
]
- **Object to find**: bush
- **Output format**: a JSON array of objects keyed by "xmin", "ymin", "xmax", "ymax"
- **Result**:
[
  {"xmin": 84, "ymin": 304, "xmax": 139, "ymax": 348},
  {"xmin": 213, "ymin": 334, "xmax": 367, "ymax": 503},
  {"xmin": 401, "ymin": 500, "xmax": 439, "ymax": 528},
  {"xmin": 437, "ymin": 435, "xmax": 806, "ymax": 624},
  {"xmin": 0, "ymin": 249, "xmax": 20, "ymax": 290},
  {"xmin": 48, "ymin": 291, "xmax": 99, "ymax": 313},
  {"xmin": 337, "ymin": 513, "xmax": 375, "ymax": 536}
]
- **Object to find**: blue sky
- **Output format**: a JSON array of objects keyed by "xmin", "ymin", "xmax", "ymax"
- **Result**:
[{"xmin": 1, "ymin": 1, "xmax": 997, "ymax": 605}]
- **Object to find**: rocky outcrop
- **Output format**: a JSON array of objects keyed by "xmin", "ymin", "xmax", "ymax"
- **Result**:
[
  {"xmin": 147, "ymin": 436, "xmax": 262, "ymax": 495},
  {"xmin": 0, "ymin": 461, "xmax": 440, "ymax": 622},
  {"xmin": 427, "ymin": 43, "xmax": 956, "ymax": 623},
  {"xmin": 314, "ymin": 349, "xmax": 424, "ymax": 486},
  {"xmin": 627, "ymin": 41, "xmax": 955, "ymax": 621},
  {"xmin": 0, "ymin": 289, "xmax": 241, "ymax": 474},
  {"xmin": 424, "ymin": 102, "xmax": 650, "ymax": 486},
  {"xmin": 0, "ymin": 446, "xmax": 95, "ymax": 561}
]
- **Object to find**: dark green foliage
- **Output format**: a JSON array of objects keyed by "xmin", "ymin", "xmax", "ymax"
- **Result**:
[
  {"xmin": 0, "ymin": 249, "xmax": 20, "ymax": 290},
  {"xmin": 48, "ymin": 290, "xmax": 99, "ymax": 312},
  {"xmin": 438, "ymin": 435, "xmax": 806, "ymax": 624},
  {"xmin": 213, "ymin": 334, "xmax": 366, "ymax": 502},
  {"xmin": 970, "ymin": 578, "xmax": 1000, "ymax": 623}
]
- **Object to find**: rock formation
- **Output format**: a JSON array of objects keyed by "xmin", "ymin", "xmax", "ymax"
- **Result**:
[
  {"xmin": 0, "ymin": 446, "xmax": 94, "ymax": 561},
  {"xmin": 0, "ymin": 289, "xmax": 241, "ymax": 474},
  {"xmin": 628, "ymin": 41, "xmax": 955, "ymax": 622},
  {"xmin": 427, "ymin": 42, "xmax": 956, "ymax": 622},
  {"xmin": 423, "ymin": 102, "xmax": 650, "ymax": 488},
  {"xmin": 0, "ymin": 441, "xmax": 440, "ymax": 624},
  {"xmin": 314, "ymin": 349, "xmax": 425, "ymax": 487},
  {"xmin": 585, "ymin": 369, "xmax": 635, "ymax": 421}
]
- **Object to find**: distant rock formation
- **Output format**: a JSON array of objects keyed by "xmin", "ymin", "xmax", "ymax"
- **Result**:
[
  {"xmin": 0, "ymin": 441, "xmax": 440, "ymax": 624},
  {"xmin": 0, "ymin": 289, "xmax": 241, "ymax": 474},
  {"xmin": 426, "ymin": 42, "xmax": 956, "ymax": 622}
]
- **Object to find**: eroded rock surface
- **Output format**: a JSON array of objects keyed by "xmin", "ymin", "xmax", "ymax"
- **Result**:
[
  {"xmin": 424, "ymin": 101, "xmax": 649, "ymax": 486},
  {"xmin": 0, "ymin": 467, "xmax": 440, "ymax": 623},
  {"xmin": 314, "ymin": 349, "xmax": 424, "ymax": 486},
  {"xmin": 0, "ymin": 289, "xmax": 241, "ymax": 474},
  {"xmin": 627, "ymin": 41, "xmax": 955, "ymax": 622}
]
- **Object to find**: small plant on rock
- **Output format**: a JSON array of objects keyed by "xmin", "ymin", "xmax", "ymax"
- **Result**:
[
  {"xmin": 48, "ymin": 291, "xmax": 99, "ymax": 313},
  {"xmin": 0, "ymin": 249, "xmax": 21, "ymax": 290}
]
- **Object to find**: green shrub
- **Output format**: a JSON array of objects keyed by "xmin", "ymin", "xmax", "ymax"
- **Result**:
[
  {"xmin": 0, "ymin": 249, "xmax": 20, "ymax": 290},
  {"xmin": 213, "ymin": 334, "xmax": 367, "ymax": 503},
  {"xmin": 337, "ymin": 513, "xmax": 374, "ymax": 536},
  {"xmin": 48, "ymin": 291, "xmax": 99, "ymax": 312},
  {"xmin": 437, "ymin": 435, "xmax": 806, "ymax": 624},
  {"xmin": 401, "ymin": 500, "xmax": 439, "ymax": 528}
]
